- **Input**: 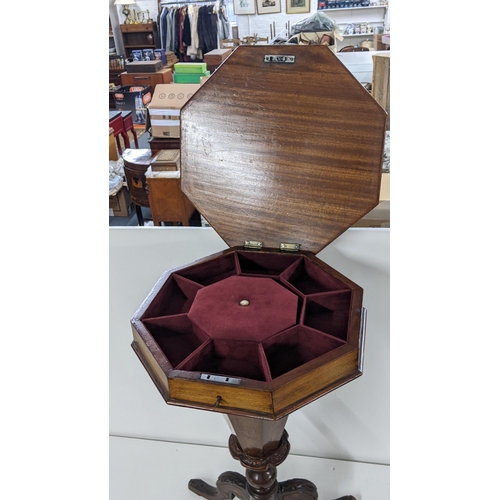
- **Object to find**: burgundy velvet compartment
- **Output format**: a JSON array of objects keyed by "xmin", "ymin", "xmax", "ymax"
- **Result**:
[
  {"xmin": 263, "ymin": 326, "xmax": 346, "ymax": 379},
  {"xmin": 142, "ymin": 314, "xmax": 208, "ymax": 368},
  {"xmin": 177, "ymin": 339, "xmax": 270, "ymax": 382},
  {"xmin": 143, "ymin": 274, "xmax": 203, "ymax": 318},
  {"xmin": 188, "ymin": 276, "xmax": 299, "ymax": 342},
  {"xmin": 281, "ymin": 258, "xmax": 351, "ymax": 295},
  {"xmin": 303, "ymin": 291, "xmax": 352, "ymax": 340},
  {"xmin": 140, "ymin": 251, "xmax": 354, "ymax": 382},
  {"xmin": 174, "ymin": 252, "xmax": 237, "ymax": 286},
  {"xmin": 236, "ymin": 251, "xmax": 302, "ymax": 276}
]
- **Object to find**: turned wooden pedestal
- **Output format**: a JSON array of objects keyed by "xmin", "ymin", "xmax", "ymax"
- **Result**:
[{"xmin": 188, "ymin": 415, "xmax": 355, "ymax": 500}]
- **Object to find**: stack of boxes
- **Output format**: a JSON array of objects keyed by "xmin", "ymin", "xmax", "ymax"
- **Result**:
[
  {"xmin": 173, "ymin": 62, "xmax": 210, "ymax": 84},
  {"xmin": 148, "ymin": 83, "xmax": 201, "ymax": 140}
]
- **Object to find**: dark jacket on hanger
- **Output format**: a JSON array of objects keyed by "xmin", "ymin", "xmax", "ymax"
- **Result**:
[{"xmin": 197, "ymin": 5, "xmax": 218, "ymax": 56}]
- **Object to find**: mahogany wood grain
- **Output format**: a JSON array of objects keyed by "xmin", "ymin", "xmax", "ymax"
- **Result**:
[
  {"xmin": 228, "ymin": 414, "xmax": 287, "ymax": 457},
  {"xmin": 181, "ymin": 45, "xmax": 387, "ymax": 254}
]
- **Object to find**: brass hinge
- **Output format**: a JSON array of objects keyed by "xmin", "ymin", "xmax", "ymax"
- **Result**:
[
  {"xmin": 244, "ymin": 240, "xmax": 263, "ymax": 250},
  {"xmin": 280, "ymin": 243, "xmax": 300, "ymax": 252}
]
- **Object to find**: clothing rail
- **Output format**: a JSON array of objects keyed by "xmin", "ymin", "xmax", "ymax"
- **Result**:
[{"xmin": 159, "ymin": 1, "xmax": 219, "ymax": 5}]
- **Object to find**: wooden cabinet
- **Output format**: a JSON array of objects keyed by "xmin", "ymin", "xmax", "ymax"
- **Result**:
[
  {"xmin": 145, "ymin": 171, "xmax": 196, "ymax": 226},
  {"xmin": 120, "ymin": 68, "xmax": 172, "ymax": 92},
  {"xmin": 120, "ymin": 23, "xmax": 159, "ymax": 60}
]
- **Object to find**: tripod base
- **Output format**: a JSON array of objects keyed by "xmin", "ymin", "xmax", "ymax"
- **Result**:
[
  {"xmin": 187, "ymin": 415, "xmax": 356, "ymax": 500},
  {"xmin": 189, "ymin": 471, "xmax": 319, "ymax": 499}
]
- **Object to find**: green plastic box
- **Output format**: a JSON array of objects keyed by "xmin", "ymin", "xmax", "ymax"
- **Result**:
[
  {"xmin": 173, "ymin": 62, "xmax": 207, "ymax": 74},
  {"xmin": 173, "ymin": 71, "xmax": 210, "ymax": 83}
]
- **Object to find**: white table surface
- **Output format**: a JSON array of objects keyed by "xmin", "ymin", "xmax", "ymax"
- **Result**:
[{"xmin": 110, "ymin": 435, "xmax": 389, "ymax": 500}]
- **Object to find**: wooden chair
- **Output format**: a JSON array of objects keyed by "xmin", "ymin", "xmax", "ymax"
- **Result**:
[
  {"xmin": 242, "ymin": 36, "xmax": 256, "ymax": 45},
  {"xmin": 220, "ymin": 38, "xmax": 241, "ymax": 49}
]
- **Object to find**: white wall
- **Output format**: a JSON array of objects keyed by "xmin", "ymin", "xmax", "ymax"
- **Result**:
[{"xmin": 109, "ymin": 0, "xmax": 390, "ymax": 52}]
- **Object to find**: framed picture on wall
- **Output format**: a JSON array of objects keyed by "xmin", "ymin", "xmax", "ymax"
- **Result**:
[
  {"xmin": 256, "ymin": 0, "xmax": 282, "ymax": 15},
  {"xmin": 286, "ymin": 0, "xmax": 310, "ymax": 14},
  {"xmin": 233, "ymin": 0, "xmax": 256, "ymax": 15}
]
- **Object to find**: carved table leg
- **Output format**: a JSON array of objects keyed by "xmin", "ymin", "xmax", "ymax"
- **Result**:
[
  {"xmin": 188, "ymin": 415, "xmax": 355, "ymax": 500},
  {"xmin": 189, "ymin": 471, "xmax": 249, "ymax": 500}
]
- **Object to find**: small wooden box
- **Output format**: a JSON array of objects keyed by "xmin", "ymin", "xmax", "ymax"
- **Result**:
[
  {"xmin": 120, "ymin": 68, "xmax": 172, "ymax": 92},
  {"xmin": 150, "ymin": 149, "xmax": 180, "ymax": 171},
  {"xmin": 131, "ymin": 46, "xmax": 387, "ymax": 420},
  {"xmin": 203, "ymin": 48, "xmax": 232, "ymax": 67},
  {"xmin": 126, "ymin": 60, "xmax": 163, "ymax": 73}
]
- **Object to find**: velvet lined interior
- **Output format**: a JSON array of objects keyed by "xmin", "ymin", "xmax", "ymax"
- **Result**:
[
  {"xmin": 143, "ymin": 314, "xmax": 208, "ymax": 368},
  {"xmin": 144, "ymin": 274, "xmax": 203, "ymax": 318},
  {"xmin": 174, "ymin": 252, "xmax": 237, "ymax": 286},
  {"xmin": 263, "ymin": 326, "xmax": 346, "ymax": 379},
  {"xmin": 237, "ymin": 251, "xmax": 302, "ymax": 276},
  {"xmin": 188, "ymin": 276, "xmax": 298, "ymax": 342},
  {"xmin": 282, "ymin": 258, "xmax": 351, "ymax": 295},
  {"xmin": 141, "ymin": 251, "xmax": 354, "ymax": 382},
  {"xmin": 177, "ymin": 339, "xmax": 268, "ymax": 381},
  {"xmin": 303, "ymin": 291, "xmax": 352, "ymax": 340}
]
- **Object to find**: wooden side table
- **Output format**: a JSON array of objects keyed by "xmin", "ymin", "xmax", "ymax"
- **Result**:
[
  {"xmin": 122, "ymin": 149, "xmax": 152, "ymax": 226},
  {"xmin": 145, "ymin": 167, "xmax": 195, "ymax": 226}
]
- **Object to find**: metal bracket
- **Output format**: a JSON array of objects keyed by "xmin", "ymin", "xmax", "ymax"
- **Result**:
[
  {"xmin": 244, "ymin": 240, "xmax": 263, "ymax": 250},
  {"xmin": 200, "ymin": 374, "xmax": 241, "ymax": 385},
  {"xmin": 280, "ymin": 243, "xmax": 300, "ymax": 252}
]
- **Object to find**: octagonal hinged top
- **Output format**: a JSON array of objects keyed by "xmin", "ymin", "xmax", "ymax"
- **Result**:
[{"xmin": 181, "ymin": 45, "xmax": 387, "ymax": 254}]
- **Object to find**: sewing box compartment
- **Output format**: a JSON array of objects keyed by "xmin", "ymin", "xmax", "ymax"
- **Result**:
[{"xmin": 131, "ymin": 45, "xmax": 387, "ymax": 420}]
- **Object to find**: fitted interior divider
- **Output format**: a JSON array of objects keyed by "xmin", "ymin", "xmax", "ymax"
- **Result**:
[{"xmin": 141, "ymin": 251, "xmax": 354, "ymax": 382}]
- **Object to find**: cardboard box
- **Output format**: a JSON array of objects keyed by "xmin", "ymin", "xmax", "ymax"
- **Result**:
[
  {"xmin": 113, "ymin": 85, "xmax": 152, "ymax": 124},
  {"xmin": 148, "ymin": 83, "xmax": 201, "ymax": 138},
  {"xmin": 109, "ymin": 187, "xmax": 133, "ymax": 217}
]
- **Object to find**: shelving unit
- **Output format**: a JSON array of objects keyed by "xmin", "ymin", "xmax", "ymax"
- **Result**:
[
  {"xmin": 120, "ymin": 22, "xmax": 160, "ymax": 61},
  {"xmin": 109, "ymin": 21, "xmax": 117, "ymax": 56},
  {"xmin": 318, "ymin": 5, "xmax": 387, "ymax": 12},
  {"xmin": 318, "ymin": 4, "xmax": 388, "ymax": 50}
]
